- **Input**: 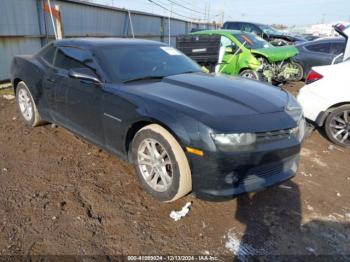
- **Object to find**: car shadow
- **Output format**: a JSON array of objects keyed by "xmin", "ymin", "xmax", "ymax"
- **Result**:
[{"xmin": 232, "ymin": 180, "xmax": 350, "ymax": 260}]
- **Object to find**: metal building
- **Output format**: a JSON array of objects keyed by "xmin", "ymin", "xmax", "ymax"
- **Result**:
[{"xmin": 0, "ymin": 0, "xmax": 215, "ymax": 82}]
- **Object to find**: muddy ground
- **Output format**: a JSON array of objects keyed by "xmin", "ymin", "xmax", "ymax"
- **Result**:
[{"xmin": 0, "ymin": 82, "xmax": 349, "ymax": 258}]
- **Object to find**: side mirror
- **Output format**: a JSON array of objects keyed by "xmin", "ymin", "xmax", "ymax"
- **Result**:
[{"xmin": 68, "ymin": 68, "xmax": 101, "ymax": 84}]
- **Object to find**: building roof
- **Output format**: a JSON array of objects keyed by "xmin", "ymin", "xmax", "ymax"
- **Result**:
[{"xmin": 55, "ymin": 38, "xmax": 165, "ymax": 48}]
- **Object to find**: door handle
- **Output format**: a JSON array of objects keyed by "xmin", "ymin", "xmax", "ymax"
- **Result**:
[{"xmin": 46, "ymin": 78, "xmax": 55, "ymax": 83}]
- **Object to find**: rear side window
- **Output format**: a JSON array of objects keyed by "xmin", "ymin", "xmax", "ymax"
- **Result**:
[
  {"xmin": 54, "ymin": 46, "xmax": 96, "ymax": 71},
  {"xmin": 305, "ymin": 43, "xmax": 331, "ymax": 53},
  {"xmin": 38, "ymin": 44, "xmax": 56, "ymax": 64},
  {"xmin": 330, "ymin": 42, "xmax": 345, "ymax": 55},
  {"xmin": 223, "ymin": 22, "xmax": 241, "ymax": 30}
]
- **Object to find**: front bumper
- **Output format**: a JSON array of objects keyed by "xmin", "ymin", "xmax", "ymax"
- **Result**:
[{"xmin": 188, "ymin": 137, "xmax": 301, "ymax": 201}]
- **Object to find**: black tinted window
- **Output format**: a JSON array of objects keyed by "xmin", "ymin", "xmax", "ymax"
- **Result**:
[
  {"xmin": 224, "ymin": 22, "xmax": 241, "ymax": 30},
  {"xmin": 38, "ymin": 44, "xmax": 56, "ymax": 64},
  {"xmin": 306, "ymin": 43, "xmax": 331, "ymax": 53},
  {"xmin": 54, "ymin": 47, "xmax": 95, "ymax": 71},
  {"xmin": 330, "ymin": 42, "xmax": 345, "ymax": 55}
]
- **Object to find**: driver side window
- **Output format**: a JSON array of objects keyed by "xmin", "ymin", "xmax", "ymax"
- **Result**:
[
  {"xmin": 220, "ymin": 36, "xmax": 236, "ymax": 49},
  {"xmin": 54, "ymin": 47, "xmax": 97, "ymax": 73}
]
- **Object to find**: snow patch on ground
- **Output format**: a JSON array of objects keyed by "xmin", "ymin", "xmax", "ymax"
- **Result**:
[{"xmin": 225, "ymin": 229, "xmax": 267, "ymax": 257}]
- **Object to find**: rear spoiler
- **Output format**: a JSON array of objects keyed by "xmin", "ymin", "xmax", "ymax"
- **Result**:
[{"xmin": 334, "ymin": 23, "xmax": 350, "ymax": 61}]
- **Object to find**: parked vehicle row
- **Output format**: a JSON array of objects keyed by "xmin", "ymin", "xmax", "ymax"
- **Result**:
[
  {"xmin": 222, "ymin": 21, "xmax": 307, "ymax": 46},
  {"xmin": 9, "ymin": 18, "xmax": 349, "ymax": 202},
  {"xmin": 177, "ymin": 30, "xmax": 303, "ymax": 84}
]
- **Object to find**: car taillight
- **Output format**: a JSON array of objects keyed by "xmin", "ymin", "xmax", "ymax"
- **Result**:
[{"xmin": 306, "ymin": 70, "xmax": 323, "ymax": 84}]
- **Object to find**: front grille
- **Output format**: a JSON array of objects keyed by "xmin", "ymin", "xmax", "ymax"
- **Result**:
[
  {"xmin": 239, "ymin": 162, "xmax": 284, "ymax": 185},
  {"xmin": 256, "ymin": 128, "xmax": 294, "ymax": 141},
  {"xmin": 236, "ymin": 155, "xmax": 297, "ymax": 186}
]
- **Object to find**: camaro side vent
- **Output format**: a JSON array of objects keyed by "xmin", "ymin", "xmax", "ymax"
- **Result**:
[{"xmin": 256, "ymin": 128, "xmax": 293, "ymax": 141}]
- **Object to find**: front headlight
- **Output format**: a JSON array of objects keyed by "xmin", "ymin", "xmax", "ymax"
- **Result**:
[
  {"xmin": 290, "ymin": 117, "xmax": 306, "ymax": 142},
  {"xmin": 298, "ymin": 117, "xmax": 306, "ymax": 142},
  {"xmin": 211, "ymin": 133, "xmax": 256, "ymax": 151},
  {"xmin": 286, "ymin": 94, "xmax": 303, "ymax": 122}
]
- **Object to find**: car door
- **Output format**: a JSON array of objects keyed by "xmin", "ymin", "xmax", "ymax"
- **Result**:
[
  {"xmin": 304, "ymin": 42, "xmax": 334, "ymax": 66},
  {"xmin": 218, "ymin": 35, "xmax": 240, "ymax": 75},
  {"xmin": 38, "ymin": 44, "xmax": 57, "ymax": 117},
  {"xmin": 52, "ymin": 46, "xmax": 105, "ymax": 145}
]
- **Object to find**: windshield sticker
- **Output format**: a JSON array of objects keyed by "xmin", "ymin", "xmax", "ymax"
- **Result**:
[
  {"xmin": 160, "ymin": 46, "xmax": 182, "ymax": 56},
  {"xmin": 242, "ymin": 35, "xmax": 254, "ymax": 46}
]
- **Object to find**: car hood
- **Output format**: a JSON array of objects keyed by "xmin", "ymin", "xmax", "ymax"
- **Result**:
[
  {"xmin": 125, "ymin": 73, "xmax": 290, "ymax": 128},
  {"xmin": 269, "ymin": 33, "xmax": 306, "ymax": 42},
  {"xmin": 252, "ymin": 46, "xmax": 299, "ymax": 62}
]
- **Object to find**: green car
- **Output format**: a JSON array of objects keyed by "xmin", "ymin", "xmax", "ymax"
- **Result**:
[{"xmin": 188, "ymin": 29, "xmax": 303, "ymax": 83}]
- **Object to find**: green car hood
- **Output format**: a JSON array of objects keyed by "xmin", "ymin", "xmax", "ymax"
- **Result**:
[{"xmin": 251, "ymin": 46, "xmax": 299, "ymax": 63}]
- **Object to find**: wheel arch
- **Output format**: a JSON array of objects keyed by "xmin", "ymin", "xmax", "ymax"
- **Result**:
[
  {"xmin": 125, "ymin": 118, "xmax": 187, "ymax": 162},
  {"xmin": 316, "ymin": 101, "xmax": 350, "ymax": 126},
  {"xmin": 12, "ymin": 78, "xmax": 23, "ymax": 94},
  {"xmin": 239, "ymin": 67, "xmax": 255, "ymax": 74}
]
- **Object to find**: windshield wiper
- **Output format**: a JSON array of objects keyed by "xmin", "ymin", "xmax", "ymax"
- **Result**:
[
  {"xmin": 181, "ymin": 70, "xmax": 200, "ymax": 74},
  {"xmin": 123, "ymin": 76, "xmax": 165, "ymax": 83}
]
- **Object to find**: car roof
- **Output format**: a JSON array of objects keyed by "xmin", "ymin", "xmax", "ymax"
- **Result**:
[
  {"xmin": 191, "ymin": 29, "xmax": 244, "ymax": 35},
  {"xmin": 224, "ymin": 21, "xmax": 266, "ymax": 26},
  {"xmin": 54, "ymin": 38, "xmax": 165, "ymax": 48},
  {"xmin": 299, "ymin": 37, "xmax": 345, "ymax": 46},
  {"xmin": 312, "ymin": 37, "xmax": 345, "ymax": 42}
]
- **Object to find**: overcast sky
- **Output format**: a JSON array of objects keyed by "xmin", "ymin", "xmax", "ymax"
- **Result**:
[{"xmin": 88, "ymin": 0, "xmax": 350, "ymax": 26}]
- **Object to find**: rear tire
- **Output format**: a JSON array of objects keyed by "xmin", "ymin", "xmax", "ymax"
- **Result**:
[
  {"xmin": 131, "ymin": 124, "xmax": 192, "ymax": 202},
  {"xmin": 325, "ymin": 105, "xmax": 350, "ymax": 147},
  {"xmin": 239, "ymin": 69, "xmax": 260, "ymax": 80},
  {"xmin": 16, "ymin": 81, "xmax": 43, "ymax": 127}
]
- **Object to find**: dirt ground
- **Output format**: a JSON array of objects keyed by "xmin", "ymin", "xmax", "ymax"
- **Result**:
[{"xmin": 0, "ymin": 82, "xmax": 349, "ymax": 258}]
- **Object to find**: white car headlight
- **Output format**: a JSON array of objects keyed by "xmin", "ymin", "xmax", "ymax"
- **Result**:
[{"xmin": 211, "ymin": 133, "xmax": 256, "ymax": 150}]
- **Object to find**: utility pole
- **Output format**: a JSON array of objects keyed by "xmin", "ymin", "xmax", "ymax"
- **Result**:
[
  {"xmin": 168, "ymin": 3, "xmax": 172, "ymax": 45},
  {"xmin": 321, "ymin": 13, "xmax": 326, "ymax": 24},
  {"xmin": 207, "ymin": 0, "xmax": 211, "ymax": 24},
  {"xmin": 221, "ymin": 10, "xmax": 225, "ymax": 25}
]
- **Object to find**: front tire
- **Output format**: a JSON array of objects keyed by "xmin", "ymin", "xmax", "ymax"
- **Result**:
[
  {"xmin": 16, "ymin": 81, "xmax": 42, "ymax": 127},
  {"xmin": 282, "ymin": 62, "xmax": 304, "ymax": 82},
  {"xmin": 325, "ymin": 105, "xmax": 350, "ymax": 147},
  {"xmin": 131, "ymin": 124, "xmax": 192, "ymax": 202}
]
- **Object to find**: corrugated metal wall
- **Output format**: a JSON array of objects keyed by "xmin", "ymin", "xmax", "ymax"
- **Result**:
[{"xmin": 0, "ymin": 0, "xmax": 216, "ymax": 81}]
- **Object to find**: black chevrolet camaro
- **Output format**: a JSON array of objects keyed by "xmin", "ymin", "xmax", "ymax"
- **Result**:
[{"xmin": 10, "ymin": 38, "xmax": 305, "ymax": 201}]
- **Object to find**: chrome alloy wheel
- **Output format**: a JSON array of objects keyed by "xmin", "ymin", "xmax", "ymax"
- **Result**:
[
  {"xmin": 137, "ymin": 138, "xmax": 173, "ymax": 192},
  {"xmin": 329, "ymin": 110, "xmax": 350, "ymax": 146},
  {"xmin": 18, "ymin": 88, "xmax": 33, "ymax": 121}
]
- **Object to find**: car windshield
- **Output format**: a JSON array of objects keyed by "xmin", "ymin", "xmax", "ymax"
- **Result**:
[
  {"xmin": 232, "ymin": 33, "xmax": 271, "ymax": 49},
  {"xmin": 259, "ymin": 24, "xmax": 282, "ymax": 35},
  {"xmin": 97, "ymin": 44, "xmax": 201, "ymax": 83}
]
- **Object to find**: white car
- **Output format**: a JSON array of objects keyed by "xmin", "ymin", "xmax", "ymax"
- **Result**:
[
  {"xmin": 297, "ymin": 23, "xmax": 350, "ymax": 147},
  {"xmin": 297, "ymin": 60, "xmax": 350, "ymax": 147}
]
